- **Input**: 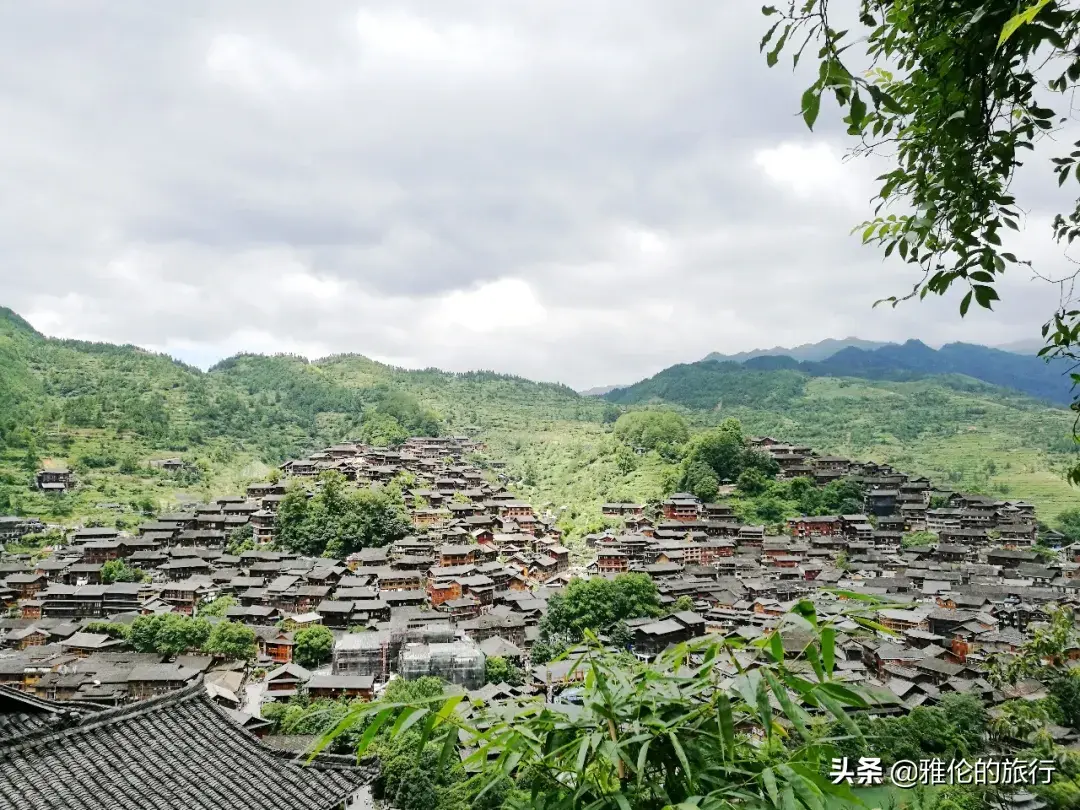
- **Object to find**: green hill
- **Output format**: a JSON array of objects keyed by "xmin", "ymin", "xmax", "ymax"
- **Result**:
[
  {"xmin": 605, "ymin": 360, "xmax": 1080, "ymax": 518},
  {"xmin": 0, "ymin": 309, "xmax": 611, "ymax": 529},
  {"xmin": 1, "ymin": 306, "xmax": 1078, "ymax": 533}
]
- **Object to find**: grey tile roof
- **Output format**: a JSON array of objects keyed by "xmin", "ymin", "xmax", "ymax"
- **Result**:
[
  {"xmin": 0, "ymin": 686, "xmax": 104, "ymax": 744},
  {"xmin": 0, "ymin": 679, "xmax": 372, "ymax": 810}
]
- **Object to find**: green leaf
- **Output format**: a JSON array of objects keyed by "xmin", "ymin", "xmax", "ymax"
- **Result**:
[
  {"xmin": 769, "ymin": 631, "xmax": 785, "ymax": 663},
  {"xmin": 974, "ymin": 284, "xmax": 999, "ymax": 309},
  {"xmin": 767, "ymin": 27, "xmax": 789, "ymax": 67},
  {"xmin": 576, "ymin": 734, "xmax": 591, "ymax": 775},
  {"xmin": 389, "ymin": 705, "xmax": 428, "ymax": 738},
  {"xmin": 356, "ymin": 707, "xmax": 395, "ymax": 757},
  {"xmin": 999, "ymin": 0, "xmax": 1052, "ymax": 47},
  {"xmin": 438, "ymin": 725, "xmax": 459, "ymax": 772},
  {"xmin": 763, "ymin": 767, "xmax": 780, "ymax": 806},
  {"xmin": 817, "ymin": 690, "xmax": 864, "ymax": 745},
  {"xmin": 717, "ymin": 693, "xmax": 735, "ymax": 761},
  {"xmin": 778, "ymin": 765, "xmax": 825, "ymax": 810},
  {"xmin": 821, "ymin": 626, "xmax": 835, "ymax": 676},
  {"xmin": 764, "ymin": 670, "xmax": 811, "ymax": 741},
  {"xmin": 848, "ymin": 92, "xmax": 867, "ymax": 131},
  {"xmin": 669, "ymin": 732, "xmax": 692, "ymax": 782},
  {"xmin": 636, "ymin": 738, "xmax": 653, "ymax": 788},
  {"xmin": 801, "ymin": 87, "xmax": 821, "ymax": 130},
  {"xmin": 762, "ymin": 4, "xmax": 777, "ymax": 14},
  {"xmin": 960, "ymin": 290, "xmax": 972, "ymax": 317}
]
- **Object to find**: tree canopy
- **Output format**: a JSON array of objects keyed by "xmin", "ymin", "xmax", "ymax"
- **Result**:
[
  {"xmin": 129, "ymin": 613, "xmax": 211, "ymax": 657},
  {"xmin": 484, "ymin": 656, "xmax": 524, "ymax": 687},
  {"xmin": 761, "ymin": 0, "xmax": 1080, "ymax": 475},
  {"xmin": 204, "ymin": 621, "xmax": 257, "ymax": 660},
  {"xmin": 293, "ymin": 624, "xmax": 335, "ymax": 668},
  {"xmin": 612, "ymin": 410, "xmax": 689, "ymax": 458},
  {"xmin": 275, "ymin": 470, "xmax": 411, "ymax": 558},
  {"xmin": 679, "ymin": 419, "xmax": 779, "ymax": 494},
  {"xmin": 100, "ymin": 558, "xmax": 148, "ymax": 584},
  {"xmin": 533, "ymin": 573, "xmax": 663, "ymax": 661}
]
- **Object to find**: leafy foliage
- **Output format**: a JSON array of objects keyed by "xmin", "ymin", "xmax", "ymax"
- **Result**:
[
  {"xmin": 275, "ymin": 471, "xmax": 410, "ymax": 558},
  {"xmin": 484, "ymin": 656, "xmax": 524, "ymax": 687},
  {"xmin": 611, "ymin": 410, "xmax": 689, "ymax": 458},
  {"xmin": 533, "ymin": 574, "xmax": 663, "ymax": 662},
  {"xmin": 225, "ymin": 523, "xmax": 255, "ymax": 556},
  {"xmin": 203, "ymin": 621, "xmax": 257, "ymax": 660},
  {"xmin": 84, "ymin": 620, "xmax": 131, "ymax": 640},
  {"xmin": 326, "ymin": 606, "xmax": 875, "ymax": 810},
  {"xmin": 128, "ymin": 613, "xmax": 211, "ymax": 657},
  {"xmin": 832, "ymin": 693, "xmax": 987, "ymax": 766},
  {"xmin": 293, "ymin": 624, "xmax": 335, "ymax": 668},
  {"xmin": 1056, "ymin": 508, "xmax": 1080, "ymax": 543},
  {"xmin": 679, "ymin": 419, "xmax": 780, "ymax": 492},
  {"xmin": 100, "ymin": 558, "xmax": 148, "ymax": 584},
  {"xmin": 199, "ymin": 595, "xmax": 237, "ymax": 617},
  {"xmin": 759, "ymin": 0, "xmax": 1080, "ymax": 477},
  {"xmin": 731, "ymin": 476, "xmax": 865, "ymax": 528}
]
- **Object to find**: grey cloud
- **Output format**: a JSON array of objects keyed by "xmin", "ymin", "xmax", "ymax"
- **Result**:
[{"xmin": 0, "ymin": 2, "xmax": 1065, "ymax": 389}]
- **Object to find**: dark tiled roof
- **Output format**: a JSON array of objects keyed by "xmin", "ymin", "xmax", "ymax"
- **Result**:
[
  {"xmin": 0, "ymin": 680, "xmax": 372, "ymax": 810},
  {"xmin": 0, "ymin": 686, "xmax": 105, "ymax": 745}
]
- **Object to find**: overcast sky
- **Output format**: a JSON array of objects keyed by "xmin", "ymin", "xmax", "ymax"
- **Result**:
[{"xmin": 0, "ymin": 2, "xmax": 1071, "ymax": 389}]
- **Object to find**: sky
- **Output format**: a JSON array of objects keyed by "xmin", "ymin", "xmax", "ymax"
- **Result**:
[{"xmin": 0, "ymin": 2, "xmax": 1073, "ymax": 389}]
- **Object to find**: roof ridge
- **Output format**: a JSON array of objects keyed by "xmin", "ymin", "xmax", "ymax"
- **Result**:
[
  {"xmin": 1, "ymin": 677, "xmax": 370, "ymax": 775},
  {"xmin": 0, "ymin": 677, "xmax": 207, "ymax": 755},
  {"xmin": 0, "ymin": 684, "xmax": 106, "ymax": 715}
]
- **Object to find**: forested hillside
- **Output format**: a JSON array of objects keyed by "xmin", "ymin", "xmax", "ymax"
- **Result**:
[
  {"xmin": 2, "ymin": 305, "xmax": 1079, "ymax": 533},
  {"xmin": 707, "ymin": 339, "xmax": 1073, "ymax": 404},
  {"xmin": 606, "ymin": 360, "xmax": 1080, "ymax": 518},
  {"xmin": 0, "ymin": 307, "xmax": 605, "ymax": 528}
]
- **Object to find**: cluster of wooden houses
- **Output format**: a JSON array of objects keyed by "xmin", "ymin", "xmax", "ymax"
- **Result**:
[{"xmin": 1, "ymin": 431, "xmax": 1077, "ymax": 764}]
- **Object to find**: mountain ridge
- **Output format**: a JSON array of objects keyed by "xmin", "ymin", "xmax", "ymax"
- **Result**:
[
  {"xmin": 2, "ymin": 305, "xmax": 1079, "ymax": 530},
  {"xmin": 704, "ymin": 336, "xmax": 890, "ymax": 364}
]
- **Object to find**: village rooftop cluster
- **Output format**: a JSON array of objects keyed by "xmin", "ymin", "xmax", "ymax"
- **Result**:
[{"xmin": 0, "ymin": 433, "xmax": 1075, "ymax": 806}]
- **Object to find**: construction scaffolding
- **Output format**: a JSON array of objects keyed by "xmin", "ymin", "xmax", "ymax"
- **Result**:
[
  {"xmin": 398, "ymin": 640, "xmax": 486, "ymax": 690},
  {"xmin": 332, "ymin": 625, "xmax": 460, "ymax": 682}
]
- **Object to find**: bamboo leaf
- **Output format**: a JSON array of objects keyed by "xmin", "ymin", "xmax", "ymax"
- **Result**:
[
  {"xmin": 763, "ymin": 767, "xmax": 780, "ymax": 806},
  {"xmin": 764, "ymin": 670, "xmax": 811, "ymax": 741},
  {"xmin": 576, "ymin": 734, "xmax": 591, "ymax": 775},
  {"xmin": 769, "ymin": 631, "xmax": 785, "ymax": 664},
  {"xmin": 821, "ymin": 626, "xmax": 835, "ymax": 676},
  {"xmin": 355, "ymin": 708, "xmax": 395, "ymax": 757},
  {"xmin": 816, "ymin": 690, "xmax": 864, "ymax": 745},
  {"xmin": 778, "ymin": 765, "xmax": 824, "ymax": 810},
  {"xmin": 438, "ymin": 725, "xmax": 460, "ymax": 772},
  {"xmin": 636, "ymin": 738, "xmax": 653, "ymax": 788},
  {"xmin": 717, "ymin": 693, "xmax": 735, "ymax": 761},
  {"xmin": 390, "ymin": 705, "xmax": 428, "ymax": 738},
  {"xmin": 669, "ymin": 731, "xmax": 693, "ymax": 783}
]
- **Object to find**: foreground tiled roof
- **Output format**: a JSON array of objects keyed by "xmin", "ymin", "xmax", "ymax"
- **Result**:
[
  {"xmin": 0, "ymin": 687, "xmax": 105, "ymax": 745},
  {"xmin": 0, "ymin": 680, "xmax": 372, "ymax": 810}
]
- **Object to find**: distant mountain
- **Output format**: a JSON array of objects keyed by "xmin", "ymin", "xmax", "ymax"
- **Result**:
[
  {"xmin": 704, "ymin": 337, "xmax": 891, "ymax": 364},
  {"xmin": 794, "ymin": 340, "xmax": 1072, "ymax": 404},
  {"xmin": 993, "ymin": 338, "xmax": 1045, "ymax": 355},
  {"xmin": 579, "ymin": 384, "xmax": 625, "ymax": 397},
  {"xmin": 613, "ymin": 339, "xmax": 1075, "ymax": 407}
]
